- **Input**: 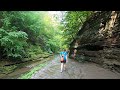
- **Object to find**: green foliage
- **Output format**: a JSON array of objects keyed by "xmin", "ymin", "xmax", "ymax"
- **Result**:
[
  {"xmin": 0, "ymin": 65, "xmax": 17, "ymax": 74},
  {"xmin": 36, "ymin": 12, "xmax": 65, "ymax": 53},
  {"xmin": 0, "ymin": 28, "xmax": 28, "ymax": 60},
  {"xmin": 61, "ymin": 11, "xmax": 93, "ymax": 45},
  {"xmin": 26, "ymin": 45, "xmax": 43, "ymax": 58},
  {"xmin": 0, "ymin": 11, "xmax": 68, "ymax": 61}
]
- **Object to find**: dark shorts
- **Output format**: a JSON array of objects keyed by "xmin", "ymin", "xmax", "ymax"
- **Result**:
[{"xmin": 61, "ymin": 60, "xmax": 66, "ymax": 63}]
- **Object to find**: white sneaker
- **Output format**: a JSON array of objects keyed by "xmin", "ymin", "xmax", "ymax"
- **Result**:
[{"xmin": 60, "ymin": 70, "xmax": 62, "ymax": 73}]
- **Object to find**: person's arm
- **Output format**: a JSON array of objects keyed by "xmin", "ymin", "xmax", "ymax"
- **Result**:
[{"xmin": 60, "ymin": 52, "xmax": 62, "ymax": 58}]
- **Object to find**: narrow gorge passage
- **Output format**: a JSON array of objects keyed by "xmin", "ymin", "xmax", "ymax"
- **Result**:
[{"xmin": 31, "ymin": 55, "xmax": 120, "ymax": 79}]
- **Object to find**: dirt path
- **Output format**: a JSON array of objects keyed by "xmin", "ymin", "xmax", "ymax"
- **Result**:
[{"xmin": 31, "ymin": 55, "xmax": 120, "ymax": 79}]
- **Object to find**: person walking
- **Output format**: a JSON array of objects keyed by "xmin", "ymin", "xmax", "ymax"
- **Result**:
[
  {"xmin": 73, "ymin": 49, "xmax": 77, "ymax": 60},
  {"xmin": 60, "ymin": 49, "xmax": 68, "ymax": 72}
]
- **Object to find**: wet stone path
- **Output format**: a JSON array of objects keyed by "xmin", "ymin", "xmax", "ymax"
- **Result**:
[{"xmin": 31, "ymin": 55, "xmax": 120, "ymax": 79}]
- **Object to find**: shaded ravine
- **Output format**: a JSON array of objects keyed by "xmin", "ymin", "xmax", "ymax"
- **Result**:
[
  {"xmin": 31, "ymin": 55, "xmax": 120, "ymax": 79},
  {"xmin": 0, "ymin": 56, "xmax": 53, "ymax": 79}
]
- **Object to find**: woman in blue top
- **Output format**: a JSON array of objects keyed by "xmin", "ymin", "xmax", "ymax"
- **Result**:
[{"xmin": 60, "ymin": 49, "xmax": 68, "ymax": 72}]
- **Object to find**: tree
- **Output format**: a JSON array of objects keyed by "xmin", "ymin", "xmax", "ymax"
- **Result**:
[{"xmin": 61, "ymin": 11, "xmax": 93, "ymax": 45}]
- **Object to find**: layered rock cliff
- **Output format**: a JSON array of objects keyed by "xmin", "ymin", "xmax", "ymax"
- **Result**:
[{"xmin": 69, "ymin": 11, "xmax": 120, "ymax": 72}]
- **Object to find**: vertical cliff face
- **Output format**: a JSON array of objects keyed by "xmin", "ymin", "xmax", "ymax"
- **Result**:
[{"xmin": 69, "ymin": 11, "xmax": 120, "ymax": 72}]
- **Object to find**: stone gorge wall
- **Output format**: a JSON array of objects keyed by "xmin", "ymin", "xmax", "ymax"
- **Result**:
[{"xmin": 69, "ymin": 11, "xmax": 120, "ymax": 72}]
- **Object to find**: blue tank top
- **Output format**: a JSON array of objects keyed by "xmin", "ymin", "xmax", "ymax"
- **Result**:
[{"xmin": 60, "ymin": 51, "xmax": 67, "ymax": 61}]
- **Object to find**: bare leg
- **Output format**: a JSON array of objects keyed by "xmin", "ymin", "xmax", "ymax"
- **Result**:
[
  {"xmin": 61, "ymin": 63, "xmax": 63, "ymax": 72},
  {"xmin": 63, "ymin": 63, "xmax": 66, "ymax": 70}
]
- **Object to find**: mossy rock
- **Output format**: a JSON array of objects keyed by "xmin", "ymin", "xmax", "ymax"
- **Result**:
[
  {"xmin": 0, "ymin": 65, "xmax": 17, "ymax": 74},
  {"xmin": 76, "ymin": 55, "xmax": 90, "ymax": 63}
]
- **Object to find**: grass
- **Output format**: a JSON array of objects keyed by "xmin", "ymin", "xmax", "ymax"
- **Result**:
[{"xmin": 18, "ymin": 61, "xmax": 48, "ymax": 79}]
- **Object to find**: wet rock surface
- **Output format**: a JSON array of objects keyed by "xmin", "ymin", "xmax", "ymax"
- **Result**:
[
  {"xmin": 69, "ymin": 11, "xmax": 120, "ymax": 73},
  {"xmin": 31, "ymin": 55, "xmax": 120, "ymax": 79}
]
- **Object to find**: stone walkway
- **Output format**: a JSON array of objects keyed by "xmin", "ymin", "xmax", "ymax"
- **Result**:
[{"xmin": 31, "ymin": 55, "xmax": 120, "ymax": 79}]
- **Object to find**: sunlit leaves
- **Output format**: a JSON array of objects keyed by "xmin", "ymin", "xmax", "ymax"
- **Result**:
[
  {"xmin": 0, "ymin": 11, "xmax": 66, "ymax": 60},
  {"xmin": 61, "ymin": 11, "xmax": 93, "ymax": 45}
]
